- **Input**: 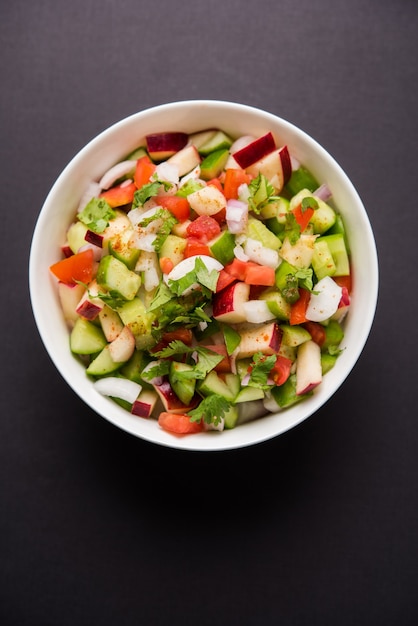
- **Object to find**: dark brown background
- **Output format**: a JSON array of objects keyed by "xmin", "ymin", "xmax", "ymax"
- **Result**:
[{"xmin": 1, "ymin": 1, "xmax": 417, "ymax": 624}]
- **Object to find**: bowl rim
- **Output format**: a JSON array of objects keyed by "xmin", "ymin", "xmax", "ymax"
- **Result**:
[{"xmin": 29, "ymin": 99, "xmax": 379, "ymax": 451}]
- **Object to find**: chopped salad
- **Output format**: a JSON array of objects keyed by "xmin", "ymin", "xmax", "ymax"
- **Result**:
[{"xmin": 50, "ymin": 127, "xmax": 351, "ymax": 435}]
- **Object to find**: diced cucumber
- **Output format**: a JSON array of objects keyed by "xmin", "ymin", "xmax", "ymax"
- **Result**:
[
  {"xmin": 260, "ymin": 196, "xmax": 290, "ymax": 221},
  {"xmin": 86, "ymin": 345, "xmax": 123, "ymax": 376},
  {"xmin": 120, "ymin": 349, "xmax": 152, "ymax": 385},
  {"xmin": 124, "ymin": 145, "xmax": 148, "ymax": 161},
  {"xmin": 285, "ymin": 166, "xmax": 319, "ymax": 196},
  {"xmin": 169, "ymin": 361, "xmax": 196, "ymax": 406},
  {"xmin": 224, "ymin": 373, "xmax": 241, "ymax": 398},
  {"xmin": 117, "ymin": 298, "xmax": 156, "ymax": 350},
  {"xmin": 312, "ymin": 239, "xmax": 337, "ymax": 280},
  {"xmin": 208, "ymin": 230, "xmax": 236, "ymax": 265},
  {"xmin": 275, "ymin": 260, "xmax": 298, "ymax": 291},
  {"xmin": 247, "ymin": 217, "xmax": 281, "ymax": 251},
  {"xmin": 234, "ymin": 386, "xmax": 264, "ymax": 403},
  {"xmin": 198, "ymin": 371, "xmax": 237, "ymax": 402},
  {"xmin": 309, "ymin": 202, "xmax": 336, "ymax": 235},
  {"xmin": 159, "ymin": 234, "xmax": 187, "ymax": 266},
  {"xmin": 322, "ymin": 319, "xmax": 344, "ymax": 349},
  {"xmin": 223, "ymin": 405, "xmax": 239, "ymax": 429},
  {"xmin": 197, "ymin": 130, "xmax": 233, "ymax": 156},
  {"xmin": 200, "ymin": 149, "xmax": 230, "ymax": 180},
  {"xmin": 321, "ymin": 353, "xmax": 338, "ymax": 374},
  {"xmin": 70, "ymin": 317, "xmax": 107, "ymax": 355},
  {"xmin": 108, "ymin": 228, "xmax": 140, "ymax": 270},
  {"xmin": 67, "ymin": 220, "xmax": 89, "ymax": 254},
  {"xmin": 259, "ymin": 288, "xmax": 291, "ymax": 321},
  {"xmin": 280, "ymin": 324, "xmax": 312, "ymax": 347},
  {"xmin": 270, "ymin": 374, "xmax": 311, "ymax": 408},
  {"xmin": 236, "ymin": 358, "xmax": 251, "ymax": 381},
  {"xmin": 320, "ymin": 233, "xmax": 350, "ymax": 276},
  {"xmin": 97, "ymin": 255, "xmax": 141, "ymax": 301}
]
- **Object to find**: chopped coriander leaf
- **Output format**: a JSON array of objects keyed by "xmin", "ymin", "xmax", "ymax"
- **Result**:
[
  {"xmin": 194, "ymin": 257, "xmax": 219, "ymax": 292},
  {"xmin": 295, "ymin": 268, "xmax": 314, "ymax": 292},
  {"xmin": 301, "ymin": 196, "xmax": 319, "ymax": 213},
  {"xmin": 148, "ymin": 282, "xmax": 174, "ymax": 311},
  {"xmin": 152, "ymin": 341, "xmax": 223, "ymax": 380},
  {"xmin": 188, "ymin": 394, "xmax": 231, "ymax": 426},
  {"xmin": 282, "ymin": 274, "xmax": 300, "ymax": 303},
  {"xmin": 140, "ymin": 360, "xmax": 170, "ymax": 381},
  {"xmin": 168, "ymin": 257, "xmax": 219, "ymax": 297},
  {"xmin": 132, "ymin": 180, "xmax": 172, "ymax": 208},
  {"xmin": 248, "ymin": 352, "xmax": 277, "ymax": 389},
  {"xmin": 78, "ymin": 197, "xmax": 116, "ymax": 233},
  {"xmin": 283, "ymin": 212, "xmax": 301, "ymax": 245},
  {"xmin": 139, "ymin": 208, "xmax": 178, "ymax": 252},
  {"xmin": 247, "ymin": 173, "xmax": 277, "ymax": 214}
]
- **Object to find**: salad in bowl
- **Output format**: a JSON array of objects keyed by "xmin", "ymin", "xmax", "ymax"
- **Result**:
[{"xmin": 30, "ymin": 101, "xmax": 378, "ymax": 450}]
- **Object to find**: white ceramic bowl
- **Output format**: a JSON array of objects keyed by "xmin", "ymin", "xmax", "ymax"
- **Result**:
[{"xmin": 29, "ymin": 100, "xmax": 378, "ymax": 451}]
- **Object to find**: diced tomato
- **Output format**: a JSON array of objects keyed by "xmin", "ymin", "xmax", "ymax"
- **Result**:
[
  {"xmin": 157, "ymin": 195, "xmax": 190, "ymax": 222},
  {"xmin": 216, "ymin": 269, "xmax": 237, "ymax": 292},
  {"xmin": 270, "ymin": 355, "xmax": 293, "ymax": 386},
  {"xmin": 224, "ymin": 258, "xmax": 248, "ymax": 281},
  {"xmin": 244, "ymin": 264, "xmax": 275, "ymax": 286},
  {"xmin": 99, "ymin": 182, "xmax": 137, "ymax": 208},
  {"xmin": 158, "ymin": 412, "xmax": 203, "ymax": 434},
  {"xmin": 223, "ymin": 168, "xmax": 252, "ymax": 200},
  {"xmin": 134, "ymin": 155, "xmax": 156, "ymax": 189},
  {"xmin": 151, "ymin": 328, "xmax": 193, "ymax": 355},
  {"xmin": 303, "ymin": 321, "xmax": 326, "ymax": 347},
  {"xmin": 159, "ymin": 256, "xmax": 174, "ymax": 274},
  {"xmin": 184, "ymin": 238, "xmax": 211, "ymax": 258},
  {"xmin": 206, "ymin": 177, "xmax": 224, "ymax": 193},
  {"xmin": 49, "ymin": 249, "xmax": 95, "ymax": 285},
  {"xmin": 203, "ymin": 344, "xmax": 231, "ymax": 373},
  {"xmin": 211, "ymin": 208, "xmax": 226, "ymax": 225},
  {"xmin": 291, "ymin": 204, "xmax": 314, "ymax": 232},
  {"xmin": 289, "ymin": 288, "xmax": 311, "ymax": 325},
  {"xmin": 186, "ymin": 215, "xmax": 221, "ymax": 243},
  {"xmin": 334, "ymin": 274, "xmax": 352, "ymax": 293}
]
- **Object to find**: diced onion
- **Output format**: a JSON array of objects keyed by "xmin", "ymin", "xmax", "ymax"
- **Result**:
[
  {"xmin": 155, "ymin": 162, "xmax": 179, "ymax": 185},
  {"xmin": 242, "ymin": 300, "xmax": 276, "ymax": 324},
  {"xmin": 226, "ymin": 199, "xmax": 248, "ymax": 234},
  {"xmin": 99, "ymin": 160, "xmax": 136, "ymax": 190},
  {"xmin": 93, "ymin": 377, "xmax": 142, "ymax": 404},
  {"xmin": 243, "ymin": 238, "xmax": 280, "ymax": 268},
  {"xmin": 306, "ymin": 276, "xmax": 342, "ymax": 322},
  {"xmin": 77, "ymin": 181, "xmax": 101, "ymax": 213}
]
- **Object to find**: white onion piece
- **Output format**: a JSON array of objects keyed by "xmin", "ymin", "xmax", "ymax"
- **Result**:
[
  {"xmin": 290, "ymin": 155, "xmax": 300, "ymax": 170},
  {"xmin": 155, "ymin": 161, "xmax": 179, "ymax": 185},
  {"xmin": 226, "ymin": 199, "xmax": 248, "ymax": 234},
  {"xmin": 179, "ymin": 165, "xmax": 201, "ymax": 186},
  {"xmin": 99, "ymin": 160, "xmax": 136, "ymax": 190},
  {"xmin": 242, "ymin": 300, "xmax": 276, "ymax": 324},
  {"xmin": 93, "ymin": 377, "xmax": 142, "ymax": 404},
  {"xmin": 263, "ymin": 392, "xmax": 281, "ymax": 413},
  {"xmin": 243, "ymin": 238, "xmax": 280, "ymax": 269},
  {"xmin": 306, "ymin": 276, "xmax": 343, "ymax": 322},
  {"xmin": 78, "ymin": 242, "xmax": 104, "ymax": 261},
  {"xmin": 237, "ymin": 183, "xmax": 251, "ymax": 202},
  {"xmin": 141, "ymin": 361, "xmax": 164, "ymax": 386},
  {"xmin": 134, "ymin": 233, "xmax": 157, "ymax": 251},
  {"xmin": 77, "ymin": 181, "xmax": 101, "ymax": 213},
  {"xmin": 314, "ymin": 183, "xmax": 332, "ymax": 202},
  {"xmin": 230, "ymin": 135, "xmax": 256, "ymax": 153},
  {"xmin": 234, "ymin": 244, "xmax": 249, "ymax": 261},
  {"xmin": 144, "ymin": 266, "xmax": 160, "ymax": 291}
]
